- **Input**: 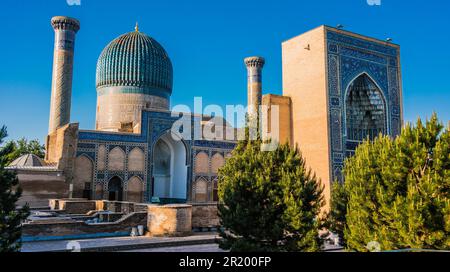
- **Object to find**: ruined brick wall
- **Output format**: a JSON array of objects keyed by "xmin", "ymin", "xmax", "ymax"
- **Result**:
[
  {"xmin": 22, "ymin": 212, "xmax": 147, "ymax": 240},
  {"xmin": 147, "ymin": 204, "xmax": 192, "ymax": 237},
  {"xmin": 45, "ymin": 123, "xmax": 79, "ymax": 171},
  {"xmin": 51, "ymin": 199, "xmax": 149, "ymax": 215},
  {"xmin": 25, "ymin": 200, "xmax": 220, "ymax": 241},
  {"xmin": 57, "ymin": 200, "xmax": 96, "ymax": 214},
  {"xmin": 17, "ymin": 170, "xmax": 69, "ymax": 208},
  {"xmin": 262, "ymin": 94, "xmax": 292, "ymax": 146},
  {"xmin": 191, "ymin": 203, "xmax": 220, "ymax": 228}
]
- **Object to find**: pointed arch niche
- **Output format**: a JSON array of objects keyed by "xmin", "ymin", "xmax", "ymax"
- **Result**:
[
  {"xmin": 152, "ymin": 131, "xmax": 188, "ymax": 201},
  {"xmin": 345, "ymin": 73, "xmax": 387, "ymax": 143}
]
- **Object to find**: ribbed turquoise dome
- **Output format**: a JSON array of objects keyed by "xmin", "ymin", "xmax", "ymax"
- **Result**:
[{"xmin": 96, "ymin": 31, "xmax": 173, "ymax": 97}]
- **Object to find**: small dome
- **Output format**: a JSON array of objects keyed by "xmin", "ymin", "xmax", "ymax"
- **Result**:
[
  {"xmin": 9, "ymin": 154, "xmax": 44, "ymax": 168},
  {"xmin": 96, "ymin": 30, "xmax": 173, "ymax": 98}
]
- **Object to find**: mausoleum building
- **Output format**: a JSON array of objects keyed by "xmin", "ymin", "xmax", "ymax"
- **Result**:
[{"xmin": 9, "ymin": 18, "xmax": 403, "ymax": 212}]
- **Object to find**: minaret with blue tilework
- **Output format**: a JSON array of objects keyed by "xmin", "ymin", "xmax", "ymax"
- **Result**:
[
  {"xmin": 245, "ymin": 56, "xmax": 265, "ymax": 120},
  {"xmin": 48, "ymin": 16, "xmax": 80, "ymax": 133}
]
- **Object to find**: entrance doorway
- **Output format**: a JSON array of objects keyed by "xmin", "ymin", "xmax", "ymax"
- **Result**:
[
  {"xmin": 152, "ymin": 131, "xmax": 188, "ymax": 201},
  {"xmin": 108, "ymin": 176, "xmax": 123, "ymax": 201}
]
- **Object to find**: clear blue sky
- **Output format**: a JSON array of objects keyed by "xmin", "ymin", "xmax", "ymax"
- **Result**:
[{"xmin": 0, "ymin": 0, "xmax": 449, "ymax": 143}]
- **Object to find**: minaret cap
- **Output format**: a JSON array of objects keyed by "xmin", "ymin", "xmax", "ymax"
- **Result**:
[
  {"xmin": 244, "ymin": 56, "xmax": 265, "ymax": 68},
  {"xmin": 51, "ymin": 16, "xmax": 80, "ymax": 32}
]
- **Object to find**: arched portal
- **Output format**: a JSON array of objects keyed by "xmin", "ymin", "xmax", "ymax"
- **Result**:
[
  {"xmin": 152, "ymin": 131, "xmax": 188, "ymax": 201},
  {"xmin": 108, "ymin": 176, "xmax": 123, "ymax": 201},
  {"xmin": 345, "ymin": 74, "xmax": 387, "ymax": 143}
]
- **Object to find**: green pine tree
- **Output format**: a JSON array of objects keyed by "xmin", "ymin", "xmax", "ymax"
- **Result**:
[
  {"xmin": 325, "ymin": 180, "xmax": 348, "ymax": 248},
  {"xmin": 0, "ymin": 126, "xmax": 30, "ymax": 252},
  {"xmin": 217, "ymin": 126, "xmax": 324, "ymax": 252},
  {"xmin": 343, "ymin": 113, "xmax": 450, "ymax": 251}
]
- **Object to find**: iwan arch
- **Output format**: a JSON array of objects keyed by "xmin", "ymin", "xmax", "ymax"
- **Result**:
[
  {"xmin": 152, "ymin": 131, "xmax": 188, "ymax": 201},
  {"xmin": 278, "ymin": 26, "xmax": 402, "ymax": 208},
  {"xmin": 8, "ymin": 18, "xmax": 402, "ymax": 212}
]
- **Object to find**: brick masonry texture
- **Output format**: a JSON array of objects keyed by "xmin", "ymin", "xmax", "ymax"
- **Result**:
[{"xmin": 23, "ymin": 200, "xmax": 218, "ymax": 240}]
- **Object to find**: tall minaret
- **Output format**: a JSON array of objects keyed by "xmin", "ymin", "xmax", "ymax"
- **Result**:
[
  {"xmin": 48, "ymin": 16, "xmax": 80, "ymax": 133},
  {"xmin": 244, "ymin": 56, "xmax": 265, "ymax": 119}
]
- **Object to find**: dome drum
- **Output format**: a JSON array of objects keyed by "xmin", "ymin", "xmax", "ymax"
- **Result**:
[{"xmin": 97, "ymin": 85, "xmax": 171, "ymax": 100}]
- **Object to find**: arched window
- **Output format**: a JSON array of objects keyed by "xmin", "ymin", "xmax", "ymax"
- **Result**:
[
  {"xmin": 346, "ymin": 74, "xmax": 386, "ymax": 142},
  {"xmin": 195, "ymin": 152, "xmax": 209, "ymax": 174},
  {"xmin": 128, "ymin": 147, "xmax": 145, "ymax": 172},
  {"xmin": 194, "ymin": 177, "xmax": 208, "ymax": 203},
  {"xmin": 127, "ymin": 176, "xmax": 144, "ymax": 203},
  {"xmin": 73, "ymin": 155, "xmax": 93, "ymax": 199},
  {"xmin": 211, "ymin": 153, "xmax": 225, "ymax": 174},
  {"xmin": 108, "ymin": 147, "xmax": 125, "ymax": 171},
  {"xmin": 108, "ymin": 176, "xmax": 123, "ymax": 201}
]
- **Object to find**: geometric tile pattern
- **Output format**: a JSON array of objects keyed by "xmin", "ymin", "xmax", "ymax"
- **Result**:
[
  {"xmin": 77, "ymin": 110, "xmax": 236, "ymax": 202},
  {"xmin": 327, "ymin": 30, "xmax": 402, "ymax": 183},
  {"xmin": 96, "ymin": 31, "xmax": 173, "ymax": 99}
]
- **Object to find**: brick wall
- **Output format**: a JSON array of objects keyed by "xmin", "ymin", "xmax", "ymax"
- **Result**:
[
  {"xmin": 27, "ymin": 200, "xmax": 219, "ymax": 241},
  {"xmin": 57, "ymin": 200, "xmax": 96, "ymax": 214},
  {"xmin": 22, "ymin": 212, "xmax": 147, "ymax": 241},
  {"xmin": 191, "ymin": 203, "xmax": 219, "ymax": 228},
  {"xmin": 17, "ymin": 170, "xmax": 69, "ymax": 207},
  {"xmin": 147, "ymin": 204, "xmax": 192, "ymax": 237}
]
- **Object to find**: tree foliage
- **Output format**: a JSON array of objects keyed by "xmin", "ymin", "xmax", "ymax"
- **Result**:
[
  {"xmin": 325, "ymin": 180, "xmax": 348, "ymax": 248},
  {"xmin": 217, "ymin": 132, "xmax": 324, "ymax": 252},
  {"xmin": 0, "ymin": 126, "xmax": 30, "ymax": 252},
  {"xmin": 5, "ymin": 137, "xmax": 45, "ymax": 165},
  {"xmin": 334, "ymin": 114, "xmax": 450, "ymax": 251}
]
